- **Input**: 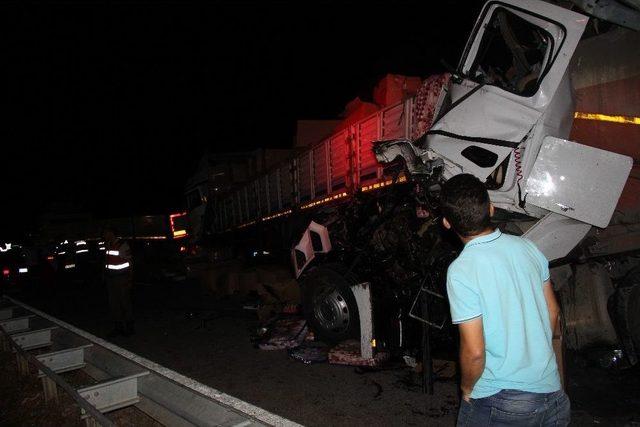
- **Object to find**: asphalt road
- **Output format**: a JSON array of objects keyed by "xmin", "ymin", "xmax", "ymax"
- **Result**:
[{"xmin": 11, "ymin": 276, "xmax": 640, "ymax": 426}]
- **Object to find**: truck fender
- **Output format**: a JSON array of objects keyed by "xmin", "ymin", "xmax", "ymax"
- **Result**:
[{"xmin": 291, "ymin": 221, "xmax": 332, "ymax": 279}]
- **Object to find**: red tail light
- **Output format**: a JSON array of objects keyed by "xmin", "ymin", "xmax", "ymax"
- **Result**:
[
  {"xmin": 170, "ymin": 212, "xmax": 189, "ymax": 239},
  {"xmin": 2, "ymin": 268, "xmax": 10, "ymax": 277}
]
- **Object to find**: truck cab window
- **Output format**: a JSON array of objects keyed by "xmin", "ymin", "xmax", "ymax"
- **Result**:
[{"xmin": 468, "ymin": 8, "xmax": 552, "ymax": 97}]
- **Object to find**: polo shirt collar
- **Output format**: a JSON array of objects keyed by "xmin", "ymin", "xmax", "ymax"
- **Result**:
[{"xmin": 464, "ymin": 228, "xmax": 502, "ymax": 248}]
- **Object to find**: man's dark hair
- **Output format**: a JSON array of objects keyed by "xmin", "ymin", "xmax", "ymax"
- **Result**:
[{"xmin": 440, "ymin": 174, "xmax": 492, "ymax": 237}]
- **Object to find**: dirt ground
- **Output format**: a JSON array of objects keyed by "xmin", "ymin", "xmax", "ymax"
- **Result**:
[
  {"xmin": 10, "ymin": 277, "xmax": 640, "ymax": 427},
  {"xmin": 0, "ymin": 348, "xmax": 82, "ymax": 427},
  {"xmin": 0, "ymin": 330, "xmax": 166, "ymax": 426}
]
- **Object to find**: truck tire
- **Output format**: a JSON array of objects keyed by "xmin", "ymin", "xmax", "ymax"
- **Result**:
[{"xmin": 301, "ymin": 265, "xmax": 360, "ymax": 344}]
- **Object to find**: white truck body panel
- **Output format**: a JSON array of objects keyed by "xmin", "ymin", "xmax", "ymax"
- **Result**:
[
  {"xmin": 427, "ymin": 81, "xmax": 541, "ymax": 180},
  {"xmin": 522, "ymin": 212, "xmax": 592, "ymax": 260},
  {"xmin": 525, "ymin": 136, "xmax": 633, "ymax": 228}
]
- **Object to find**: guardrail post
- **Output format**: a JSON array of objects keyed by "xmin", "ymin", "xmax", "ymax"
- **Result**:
[
  {"xmin": 1, "ymin": 334, "xmax": 9, "ymax": 352},
  {"xmin": 41, "ymin": 376, "xmax": 58, "ymax": 403},
  {"xmin": 16, "ymin": 353, "xmax": 29, "ymax": 375}
]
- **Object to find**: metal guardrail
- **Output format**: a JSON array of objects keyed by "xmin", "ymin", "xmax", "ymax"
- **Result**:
[
  {"xmin": 1, "ymin": 296, "xmax": 302, "ymax": 427},
  {"xmin": 0, "ymin": 313, "xmax": 114, "ymax": 426}
]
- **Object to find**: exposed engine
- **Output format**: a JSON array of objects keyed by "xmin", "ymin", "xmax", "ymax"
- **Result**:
[{"xmin": 296, "ymin": 160, "xmax": 460, "ymax": 349}]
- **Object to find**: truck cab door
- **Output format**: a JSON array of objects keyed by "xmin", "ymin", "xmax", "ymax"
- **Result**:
[{"xmin": 426, "ymin": 0, "xmax": 588, "ymax": 181}]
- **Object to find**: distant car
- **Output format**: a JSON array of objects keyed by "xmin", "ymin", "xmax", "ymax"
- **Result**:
[{"xmin": 0, "ymin": 249, "xmax": 32, "ymax": 291}]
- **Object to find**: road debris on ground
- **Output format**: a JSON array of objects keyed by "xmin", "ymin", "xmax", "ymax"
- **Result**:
[
  {"xmin": 257, "ymin": 318, "xmax": 308, "ymax": 350},
  {"xmin": 288, "ymin": 342, "xmax": 329, "ymax": 364}
]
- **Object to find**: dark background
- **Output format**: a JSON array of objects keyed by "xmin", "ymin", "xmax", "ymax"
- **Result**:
[{"xmin": 2, "ymin": 0, "xmax": 485, "ymax": 238}]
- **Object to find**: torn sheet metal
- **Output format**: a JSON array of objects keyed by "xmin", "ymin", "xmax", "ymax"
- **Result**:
[{"xmin": 292, "ymin": 221, "xmax": 332, "ymax": 278}]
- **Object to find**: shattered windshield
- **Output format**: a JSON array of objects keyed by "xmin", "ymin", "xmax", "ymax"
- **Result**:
[{"xmin": 467, "ymin": 8, "xmax": 553, "ymax": 97}]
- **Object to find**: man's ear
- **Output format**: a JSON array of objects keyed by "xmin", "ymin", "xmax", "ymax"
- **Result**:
[
  {"xmin": 442, "ymin": 217, "xmax": 452, "ymax": 230},
  {"xmin": 489, "ymin": 203, "xmax": 495, "ymax": 218}
]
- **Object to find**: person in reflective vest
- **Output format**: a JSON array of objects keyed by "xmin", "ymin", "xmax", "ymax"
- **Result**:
[{"xmin": 103, "ymin": 227, "xmax": 134, "ymax": 337}]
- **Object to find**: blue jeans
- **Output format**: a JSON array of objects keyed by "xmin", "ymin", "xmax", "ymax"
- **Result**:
[{"xmin": 456, "ymin": 389, "xmax": 570, "ymax": 427}]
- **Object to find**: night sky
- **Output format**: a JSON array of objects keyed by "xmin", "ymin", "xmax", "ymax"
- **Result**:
[{"xmin": 3, "ymin": 0, "xmax": 484, "ymax": 238}]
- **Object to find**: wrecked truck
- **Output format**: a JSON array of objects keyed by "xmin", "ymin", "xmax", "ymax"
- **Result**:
[
  {"xmin": 198, "ymin": 0, "xmax": 640, "ymax": 365},
  {"xmin": 292, "ymin": 0, "xmax": 640, "ymax": 363}
]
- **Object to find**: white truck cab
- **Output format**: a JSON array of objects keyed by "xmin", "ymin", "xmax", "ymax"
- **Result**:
[{"xmin": 375, "ymin": 0, "xmax": 633, "ymax": 261}]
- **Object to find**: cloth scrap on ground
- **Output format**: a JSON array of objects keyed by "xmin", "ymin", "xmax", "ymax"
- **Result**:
[{"xmin": 258, "ymin": 318, "xmax": 308, "ymax": 350}]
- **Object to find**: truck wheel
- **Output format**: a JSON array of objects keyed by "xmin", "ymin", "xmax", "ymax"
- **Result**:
[{"xmin": 301, "ymin": 266, "xmax": 360, "ymax": 344}]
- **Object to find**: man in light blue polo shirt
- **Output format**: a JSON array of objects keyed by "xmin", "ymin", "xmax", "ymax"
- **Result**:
[{"xmin": 440, "ymin": 174, "xmax": 569, "ymax": 426}]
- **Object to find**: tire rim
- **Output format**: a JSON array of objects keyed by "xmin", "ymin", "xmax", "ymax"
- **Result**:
[{"xmin": 313, "ymin": 284, "xmax": 350, "ymax": 334}]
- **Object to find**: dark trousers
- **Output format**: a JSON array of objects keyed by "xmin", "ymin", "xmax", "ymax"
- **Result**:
[
  {"xmin": 106, "ymin": 273, "xmax": 133, "ymax": 323},
  {"xmin": 457, "ymin": 389, "xmax": 570, "ymax": 427}
]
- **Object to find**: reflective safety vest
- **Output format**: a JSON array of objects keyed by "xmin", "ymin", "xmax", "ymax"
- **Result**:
[
  {"xmin": 105, "ymin": 240, "xmax": 131, "ymax": 272},
  {"xmin": 75, "ymin": 240, "xmax": 89, "ymax": 255}
]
